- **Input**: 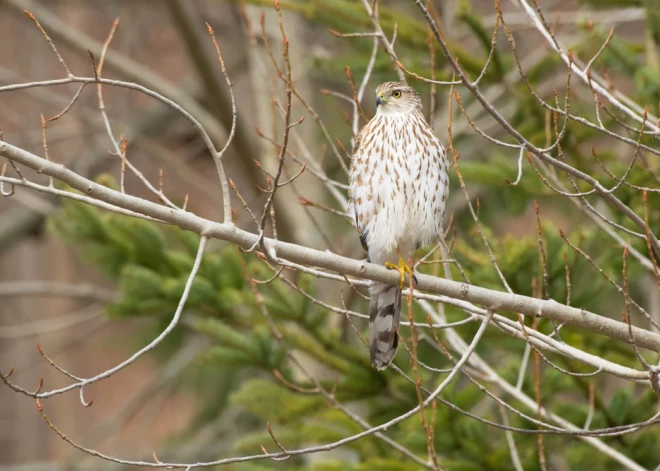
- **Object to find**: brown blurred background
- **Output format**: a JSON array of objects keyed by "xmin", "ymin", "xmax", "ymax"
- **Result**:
[{"xmin": 0, "ymin": 0, "xmax": 655, "ymax": 469}]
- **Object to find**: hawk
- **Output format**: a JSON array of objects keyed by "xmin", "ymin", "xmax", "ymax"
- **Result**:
[{"xmin": 349, "ymin": 81, "xmax": 449, "ymax": 370}]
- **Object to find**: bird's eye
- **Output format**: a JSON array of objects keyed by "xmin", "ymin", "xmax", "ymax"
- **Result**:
[{"xmin": 392, "ymin": 90, "xmax": 402, "ymax": 98}]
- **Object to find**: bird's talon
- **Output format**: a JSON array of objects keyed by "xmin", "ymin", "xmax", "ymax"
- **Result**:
[{"xmin": 385, "ymin": 257, "xmax": 415, "ymax": 289}]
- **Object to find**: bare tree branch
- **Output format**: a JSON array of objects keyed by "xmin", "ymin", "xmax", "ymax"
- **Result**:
[{"xmin": 1, "ymin": 139, "xmax": 659, "ymax": 358}]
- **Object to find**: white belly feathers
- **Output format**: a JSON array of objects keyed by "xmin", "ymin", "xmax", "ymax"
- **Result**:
[{"xmin": 349, "ymin": 112, "xmax": 448, "ymax": 263}]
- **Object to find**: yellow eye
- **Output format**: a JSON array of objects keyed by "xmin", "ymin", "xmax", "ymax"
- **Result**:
[{"xmin": 392, "ymin": 90, "xmax": 402, "ymax": 98}]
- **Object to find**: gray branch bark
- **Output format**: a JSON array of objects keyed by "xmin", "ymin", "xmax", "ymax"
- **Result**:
[{"xmin": 2, "ymin": 139, "xmax": 659, "ymax": 354}]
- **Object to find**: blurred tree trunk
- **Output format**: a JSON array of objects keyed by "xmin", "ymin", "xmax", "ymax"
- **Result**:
[{"xmin": 244, "ymin": 5, "xmax": 327, "ymax": 249}]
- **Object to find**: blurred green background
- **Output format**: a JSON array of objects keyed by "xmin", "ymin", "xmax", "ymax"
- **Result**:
[{"xmin": 1, "ymin": 0, "xmax": 659, "ymax": 470}]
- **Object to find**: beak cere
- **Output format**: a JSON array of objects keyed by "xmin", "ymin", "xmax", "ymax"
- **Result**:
[{"xmin": 376, "ymin": 94, "xmax": 385, "ymax": 107}]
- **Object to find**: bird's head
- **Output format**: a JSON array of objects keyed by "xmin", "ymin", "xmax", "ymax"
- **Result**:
[{"xmin": 374, "ymin": 82, "xmax": 422, "ymax": 114}]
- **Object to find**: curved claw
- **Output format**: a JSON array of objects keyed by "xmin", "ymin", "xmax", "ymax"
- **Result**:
[{"xmin": 385, "ymin": 256, "xmax": 415, "ymax": 289}]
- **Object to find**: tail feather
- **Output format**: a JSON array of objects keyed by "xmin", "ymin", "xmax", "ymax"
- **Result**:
[{"xmin": 369, "ymin": 282, "xmax": 402, "ymax": 370}]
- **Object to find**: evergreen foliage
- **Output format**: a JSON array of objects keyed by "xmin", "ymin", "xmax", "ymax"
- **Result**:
[{"xmin": 48, "ymin": 0, "xmax": 660, "ymax": 468}]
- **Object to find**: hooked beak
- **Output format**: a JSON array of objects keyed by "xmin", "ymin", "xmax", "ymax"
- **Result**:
[{"xmin": 376, "ymin": 93, "xmax": 386, "ymax": 107}]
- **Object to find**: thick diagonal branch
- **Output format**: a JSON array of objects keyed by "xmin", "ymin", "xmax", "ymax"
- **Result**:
[{"xmin": 2, "ymin": 140, "xmax": 660, "ymax": 355}]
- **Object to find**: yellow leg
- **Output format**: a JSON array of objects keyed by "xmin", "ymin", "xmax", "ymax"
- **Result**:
[{"xmin": 385, "ymin": 251, "xmax": 415, "ymax": 289}]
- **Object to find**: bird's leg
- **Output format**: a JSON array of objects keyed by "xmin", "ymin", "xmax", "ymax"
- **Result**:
[{"xmin": 385, "ymin": 248, "xmax": 415, "ymax": 289}]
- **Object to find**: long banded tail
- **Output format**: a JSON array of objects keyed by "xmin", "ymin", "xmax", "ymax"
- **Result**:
[{"xmin": 369, "ymin": 282, "xmax": 402, "ymax": 370}]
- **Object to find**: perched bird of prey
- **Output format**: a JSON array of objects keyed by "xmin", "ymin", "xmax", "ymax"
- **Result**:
[{"xmin": 349, "ymin": 81, "xmax": 449, "ymax": 370}]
